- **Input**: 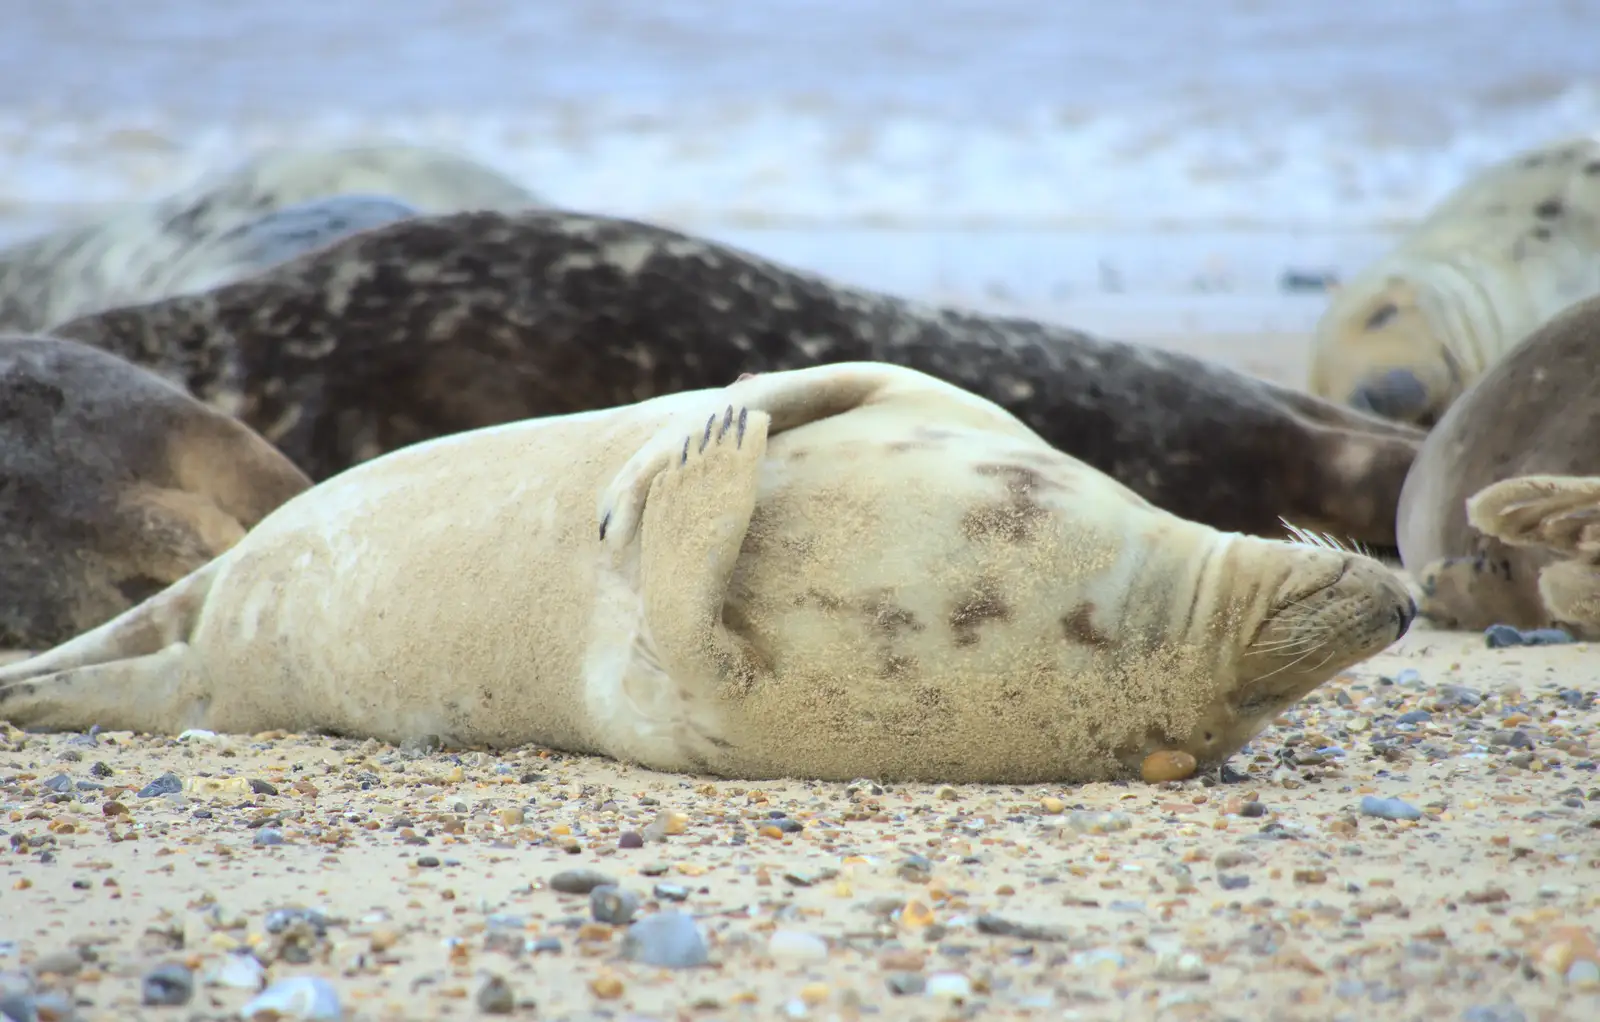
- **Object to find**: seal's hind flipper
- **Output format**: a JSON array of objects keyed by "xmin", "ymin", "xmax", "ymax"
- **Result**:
[
  {"xmin": 0, "ymin": 644, "xmax": 203, "ymax": 735},
  {"xmin": 1467, "ymin": 474, "xmax": 1600, "ymax": 555},
  {"xmin": 638, "ymin": 404, "xmax": 771, "ymax": 699},
  {"xmin": 1535, "ymin": 559, "xmax": 1600, "ymax": 636}
]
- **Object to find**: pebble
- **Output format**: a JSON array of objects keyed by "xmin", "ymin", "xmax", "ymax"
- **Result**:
[
  {"xmin": 136, "ymin": 772, "xmax": 182, "ymax": 798},
  {"xmin": 141, "ymin": 963, "xmax": 194, "ymax": 1007},
  {"xmin": 925, "ymin": 972, "xmax": 972, "ymax": 1000},
  {"xmin": 1360, "ymin": 796, "xmax": 1423, "ymax": 822},
  {"xmin": 767, "ymin": 930, "xmax": 829, "ymax": 963},
  {"xmin": 618, "ymin": 830, "xmax": 644, "ymax": 849},
  {"xmin": 652, "ymin": 883, "xmax": 690, "ymax": 902},
  {"xmin": 240, "ymin": 976, "xmax": 342, "ymax": 1020},
  {"xmin": 1066, "ymin": 810, "xmax": 1132, "ymax": 834},
  {"xmin": 30, "ymin": 951, "xmax": 81, "ymax": 977},
  {"xmin": 253, "ymin": 828, "xmax": 286, "ymax": 846},
  {"xmin": 886, "ymin": 972, "xmax": 926, "ymax": 996},
  {"xmin": 207, "ymin": 952, "xmax": 266, "ymax": 991},
  {"xmin": 1141, "ymin": 750, "xmax": 1198, "ymax": 783},
  {"xmin": 1217, "ymin": 874, "xmax": 1251, "ymax": 891},
  {"xmin": 618, "ymin": 911, "xmax": 710, "ymax": 968},
  {"xmin": 475, "ymin": 974, "xmax": 516, "ymax": 1014},
  {"xmin": 1484, "ymin": 623, "xmax": 1575, "ymax": 648},
  {"xmin": 549, "ymin": 869, "xmax": 614, "ymax": 895},
  {"xmin": 41, "ymin": 775, "xmax": 72, "ymax": 794},
  {"xmin": 589, "ymin": 885, "xmax": 641, "ymax": 925}
]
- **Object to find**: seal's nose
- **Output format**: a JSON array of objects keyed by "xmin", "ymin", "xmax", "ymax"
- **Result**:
[
  {"xmin": 1348, "ymin": 368, "xmax": 1431, "ymax": 423},
  {"xmin": 1394, "ymin": 596, "xmax": 1417, "ymax": 639}
]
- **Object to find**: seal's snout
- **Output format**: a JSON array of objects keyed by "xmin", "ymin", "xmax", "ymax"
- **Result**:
[
  {"xmin": 1395, "ymin": 596, "xmax": 1417, "ymax": 640},
  {"xmin": 1348, "ymin": 368, "xmax": 1432, "ymax": 424}
]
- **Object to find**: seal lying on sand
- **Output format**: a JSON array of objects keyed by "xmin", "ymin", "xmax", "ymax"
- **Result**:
[
  {"xmin": 51, "ymin": 209, "xmax": 1424, "ymax": 548},
  {"xmin": 0, "ymin": 143, "xmax": 545, "ymax": 331},
  {"xmin": 0, "ymin": 334, "xmax": 310, "ymax": 651},
  {"xmin": 1397, "ymin": 293, "xmax": 1600, "ymax": 635},
  {"xmin": 1308, "ymin": 134, "xmax": 1600, "ymax": 426},
  {"xmin": 0, "ymin": 363, "xmax": 1414, "ymax": 783}
]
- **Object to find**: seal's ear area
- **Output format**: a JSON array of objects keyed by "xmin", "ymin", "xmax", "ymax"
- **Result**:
[
  {"xmin": 1536, "ymin": 559, "xmax": 1600, "ymax": 636},
  {"xmin": 1467, "ymin": 474, "xmax": 1600, "ymax": 554}
]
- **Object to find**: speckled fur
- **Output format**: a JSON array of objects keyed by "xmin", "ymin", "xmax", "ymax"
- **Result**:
[
  {"xmin": 51, "ymin": 209, "xmax": 1421, "ymax": 547},
  {"xmin": 1398, "ymin": 294, "xmax": 1600, "ymax": 635},
  {"xmin": 0, "ymin": 363, "xmax": 1413, "ymax": 783},
  {"xmin": 1310, "ymin": 134, "xmax": 1600, "ymax": 426},
  {"xmin": 0, "ymin": 334, "xmax": 310, "ymax": 651},
  {"xmin": 0, "ymin": 144, "xmax": 544, "ymax": 332}
]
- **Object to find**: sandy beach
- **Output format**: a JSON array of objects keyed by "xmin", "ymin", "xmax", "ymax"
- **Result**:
[{"xmin": 2, "ymin": 326, "xmax": 1597, "ymax": 1021}]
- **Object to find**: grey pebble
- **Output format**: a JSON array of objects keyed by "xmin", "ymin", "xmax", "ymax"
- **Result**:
[
  {"xmin": 1461, "ymin": 1006, "xmax": 1527, "ymax": 1022},
  {"xmin": 416, "ymin": 855, "xmax": 440, "ymax": 868},
  {"xmin": 619, "ymin": 911, "xmax": 710, "ymax": 968},
  {"xmin": 975, "ymin": 913, "xmax": 1068, "ymax": 942},
  {"xmin": 137, "ymin": 773, "xmax": 182, "ymax": 798},
  {"xmin": 1218, "ymin": 874, "xmax": 1251, "ymax": 891},
  {"xmin": 141, "ymin": 963, "xmax": 194, "ymax": 1006},
  {"xmin": 248, "ymin": 779, "xmax": 278, "ymax": 796},
  {"xmin": 1360, "ymin": 796, "xmax": 1423, "ymax": 821},
  {"xmin": 531, "ymin": 937, "xmax": 562, "ymax": 955},
  {"xmin": 1240, "ymin": 801, "xmax": 1268, "ymax": 818},
  {"xmin": 41, "ymin": 775, "xmax": 72, "ymax": 794},
  {"xmin": 590, "ymin": 885, "xmax": 641, "ymax": 925},
  {"xmin": 265, "ymin": 908, "xmax": 328, "ymax": 935},
  {"xmin": 475, "ymin": 974, "xmax": 515, "ymax": 1014},
  {"xmin": 1484, "ymin": 624, "xmax": 1574, "ymax": 648},
  {"xmin": 652, "ymin": 883, "xmax": 690, "ymax": 902},
  {"xmin": 1397, "ymin": 711, "xmax": 1432, "ymax": 725},
  {"xmin": 253, "ymin": 828, "xmax": 286, "ymax": 846},
  {"xmin": 886, "ymin": 972, "xmax": 926, "ymax": 995},
  {"xmin": 30, "ymin": 950, "xmax": 82, "ymax": 976},
  {"xmin": 549, "ymin": 869, "xmax": 615, "ymax": 895},
  {"xmin": 0, "ymin": 993, "xmax": 35, "ymax": 1022}
]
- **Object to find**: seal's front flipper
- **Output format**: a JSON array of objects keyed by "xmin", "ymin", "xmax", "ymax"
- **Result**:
[
  {"xmin": 0, "ymin": 644, "xmax": 203, "ymax": 735},
  {"xmin": 1468, "ymin": 474, "xmax": 1600, "ymax": 554},
  {"xmin": 638, "ymin": 404, "xmax": 771, "ymax": 699},
  {"xmin": 1536, "ymin": 559, "xmax": 1600, "ymax": 637}
]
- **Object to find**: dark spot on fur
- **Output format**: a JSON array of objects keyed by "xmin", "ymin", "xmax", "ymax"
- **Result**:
[
  {"xmin": 913, "ymin": 685, "xmax": 947, "ymax": 711},
  {"xmin": 1585, "ymin": 160, "xmax": 1600, "ymax": 176},
  {"xmin": 1363, "ymin": 302, "xmax": 1398, "ymax": 331},
  {"xmin": 963, "ymin": 463, "xmax": 1055, "ymax": 543},
  {"xmin": 879, "ymin": 654, "xmax": 917, "ymax": 679},
  {"xmin": 1531, "ymin": 226, "xmax": 1553, "ymax": 242},
  {"xmin": 1535, "ymin": 197, "xmax": 1564, "ymax": 219},
  {"xmin": 114, "ymin": 575, "xmax": 167, "ymax": 605},
  {"xmin": 786, "ymin": 447, "xmax": 810, "ymax": 461},
  {"xmin": 1521, "ymin": 154, "xmax": 1546, "ymax": 168},
  {"xmin": 867, "ymin": 595, "xmax": 922, "ymax": 635},
  {"xmin": 800, "ymin": 588, "xmax": 845, "ymax": 612},
  {"xmin": 1060, "ymin": 603, "xmax": 1114, "ymax": 649},
  {"xmin": 886, "ymin": 439, "xmax": 935, "ymax": 453},
  {"xmin": 949, "ymin": 578, "xmax": 1011, "ymax": 647}
]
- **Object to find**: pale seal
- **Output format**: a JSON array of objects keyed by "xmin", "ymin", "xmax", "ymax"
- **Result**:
[
  {"xmin": 0, "ymin": 363, "xmax": 1414, "ymax": 782},
  {"xmin": 1308, "ymin": 134, "xmax": 1600, "ymax": 426},
  {"xmin": 1397, "ymin": 293, "xmax": 1600, "ymax": 635},
  {"xmin": 0, "ymin": 334, "xmax": 311, "ymax": 651},
  {"xmin": 49, "ymin": 209, "xmax": 1424, "ymax": 548},
  {"xmin": 0, "ymin": 143, "xmax": 545, "ymax": 332}
]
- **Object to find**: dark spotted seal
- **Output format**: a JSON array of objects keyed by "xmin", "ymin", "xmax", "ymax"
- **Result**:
[{"xmin": 50, "ymin": 209, "xmax": 1423, "ymax": 547}]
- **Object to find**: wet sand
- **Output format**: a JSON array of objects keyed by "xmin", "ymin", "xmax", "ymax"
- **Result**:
[{"xmin": 1, "ymin": 330, "xmax": 1597, "ymax": 1021}]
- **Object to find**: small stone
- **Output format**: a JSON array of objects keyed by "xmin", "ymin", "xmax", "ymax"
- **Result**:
[
  {"xmin": 475, "ymin": 974, "xmax": 516, "ymax": 1014},
  {"xmin": 207, "ymin": 952, "xmax": 265, "ymax": 991},
  {"xmin": 936, "ymin": 785, "xmax": 958, "ymax": 800},
  {"xmin": 1240, "ymin": 801, "xmax": 1268, "ymax": 818},
  {"xmin": 1142, "ymin": 750, "xmax": 1198, "ymax": 783},
  {"xmin": 137, "ymin": 773, "xmax": 182, "ymax": 798},
  {"xmin": 1566, "ymin": 959, "xmax": 1600, "ymax": 989},
  {"xmin": 886, "ymin": 972, "xmax": 926, "ymax": 995},
  {"xmin": 1218, "ymin": 874, "xmax": 1251, "ymax": 891},
  {"xmin": 1360, "ymin": 796, "xmax": 1423, "ymax": 821},
  {"xmin": 532, "ymin": 936, "xmax": 562, "ymax": 955},
  {"xmin": 90, "ymin": 761, "xmax": 113, "ymax": 778},
  {"xmin": 896, "ymin": 855, "xmax": 933, "ymax": 883},
  {"xmin": 416, "ymin": 855, "xmax": 440, "ymax": 868},
  {"xmin": 652, "ymin": 883, "xmax": 690, "ymax": 902},
  {"xmin": 589, "ymin": 885, "xmax": 641, "ymax": 925},
  {"xmin": 589, "ymin": 972, "xmax": 624, "ymax": 999},
  {"xmin": 619, "ymin": 911, "xmax": 710, "ymax": 968},
  {"xmin": 975, "ymin": 913, "xmax": 1068, "ymax": 942},
  {"xmin": 925, "ymin": 972, "xmax": 972, "ymax": 1000},
  {"xmin": 1485, "ymin": 623, "xmax": 1575, "ymax": 648},
  {"xmin": 248, "ymin": 779, "xmax": 278, "ymax": 796},
  {"xmin": 240, "ymin": 976, "xmax": 342, "ymax": 1020},
  {"xmin": 498, "ymin": 807, "xmax": 524, "ymax": 827},
  {"xmin": 1039, "ymin": 796, "xmax": 1065, "ymax": 814},
  {"xmin": 253, "ymin": 828, "xmax": 285, "ymax": 846},
  {"xmin": 32, "ymin": 950, "xmax": 83, "ymax": 976},
  {"xmin": 618, "ymin": 830, "xmax": 644, "ymax": 849},
  {"xmin": 1398, "ymin": 710, "xmax": 1432, "ymax": 725},
  {"xmin": 142, "ymin": 963, "xmax": 194, "ymax": 1006},
  {"xmin": 549, "ymin": 869, "xmax": 615, "ymax": 895},
  {"xmin": 1067, "ymin": 810, "xmax": 1132, "ymax": 834},
  {"xmin": 101, "ymin": 801, "xmax": 129, "ymax": 818},
  {"xmin": 767, "ymin": 930, "xmax": 829, "ymax": 963},
  {"xmin": 42, "ymin": 774, "xmax": 72, "ymax": 794}
]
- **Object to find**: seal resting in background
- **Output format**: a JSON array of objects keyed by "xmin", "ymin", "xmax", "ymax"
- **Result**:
[
  {"xmin": 0, "ymin": 143, "xmax": 546, "ymax": 331},
  {"xmin": 0, "ymin": 363, "xmax": 1414, "ymax": 783},
  {"xmin": 0, "ymin": 334, "xmax": 310, "ymax": 651},
  {"xmin": 1397, "ymin": 293, "xmax": 1600, "ymax": 635},
  {"xmin": 50, "ymin": 209, "xmax": 1423, "ymax": 548},
  {"xmin": 1308, "ymin": 134, "xmax": 1600, "ymax": 426}
]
